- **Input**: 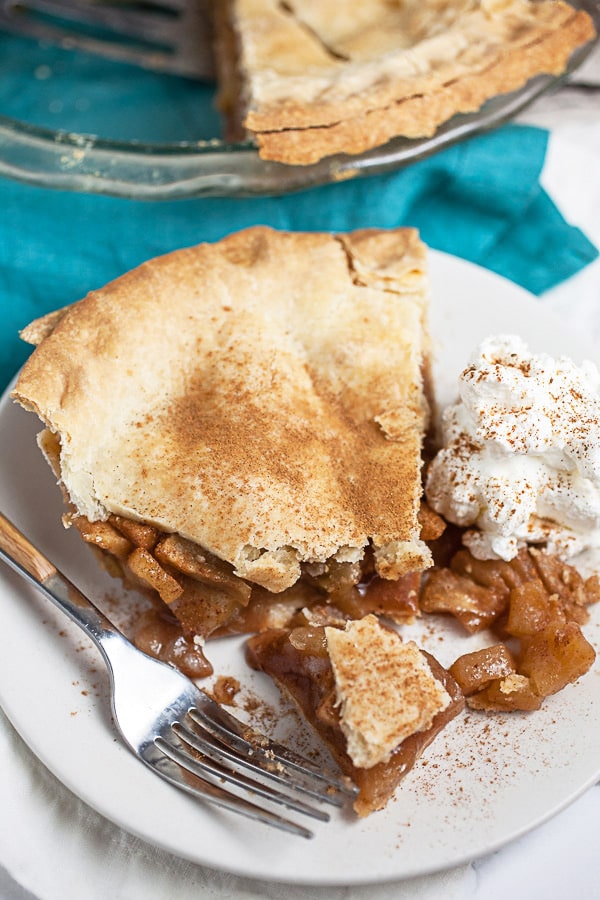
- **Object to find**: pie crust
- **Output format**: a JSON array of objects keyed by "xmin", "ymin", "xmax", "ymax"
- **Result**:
[
  {"xmin": 214, "ymin": 0, "xmax": 597, "ymax": 165},
  {"xmin": 13, "ymin": 226, "xmax": 432, "ymax": 600}
]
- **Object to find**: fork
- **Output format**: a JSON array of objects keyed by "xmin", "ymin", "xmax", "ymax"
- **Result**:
[
  {"xmin": 0, "ymin": 0, "xmax": 214, "ymax": 80},
  {"xmin": 0, "ymin": 511, "xmax": 357, "ymax": 838}
]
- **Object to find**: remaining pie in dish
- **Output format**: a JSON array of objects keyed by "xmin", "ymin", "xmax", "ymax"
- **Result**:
[
  {"xmin": 213, "ymin": 0, "xmax": 597, "ymax": 165},
  {"xmin": 12, "ymin": 226, "xmax": 434, "ymax": 664},
  {"xmin": 246, "ymin": 614, "xmax": 465, "ymax": 815}
]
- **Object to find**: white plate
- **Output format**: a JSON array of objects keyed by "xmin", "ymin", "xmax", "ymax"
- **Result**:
[{"xmin": 1, "ymin": 251, "xmax": 599, "ymax": 886}]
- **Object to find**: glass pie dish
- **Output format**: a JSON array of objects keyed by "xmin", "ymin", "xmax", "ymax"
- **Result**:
[{"xmin": 0, "ymin": 0, "xmax": 598, "ymax": 200}]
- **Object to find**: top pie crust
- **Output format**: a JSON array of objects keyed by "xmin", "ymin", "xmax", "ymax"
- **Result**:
[
  {"xmin": 216, "ymin": 0, "xmax": 596, "ymax": 164},
  {"xmin": 13, "ymin": 226, "xmax": 432, "ymax": 593}
]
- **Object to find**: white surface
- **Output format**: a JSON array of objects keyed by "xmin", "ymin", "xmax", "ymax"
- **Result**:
[{"xmin": 1, "ymin": 42, "xmax": 600, "ymax": 900}]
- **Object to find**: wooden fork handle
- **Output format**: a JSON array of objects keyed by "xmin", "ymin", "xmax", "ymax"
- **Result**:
[
  {"xmin": 0, "ymin": 511, "xmax": 126, "ymax": 647},
  {"xmin": 0, "ymin": 511, "xmax": 57, "ymax": 584}
]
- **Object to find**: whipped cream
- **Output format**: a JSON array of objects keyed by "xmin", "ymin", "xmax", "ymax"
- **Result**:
[{"xmin": 425, "ymin": 335, "xmax": 600, "ymax": 561}]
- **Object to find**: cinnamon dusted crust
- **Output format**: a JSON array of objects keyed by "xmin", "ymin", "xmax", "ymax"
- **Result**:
[
  {"xmin": 216, "ymin": 0, "xmax": 597, "ymax": 165},
  {"xmin": 13, "ymin": 226, "xmax": 432, "ymax": 594},
  {"xmin": 325, "ymin": 615, "xmax": 452, "ymax": 769}
]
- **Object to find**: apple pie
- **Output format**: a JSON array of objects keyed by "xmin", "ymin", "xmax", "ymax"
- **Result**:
[
  {"xmin": 246, "ymin": 614, "xmax": 465, "ymax": 815},
  {"xmin": 214, "ymin": 0, "xmax": 596, "ymax": 165},
  {"xmin": 12, "ymin": 226, "xmax": 434, "ymax": 666}
]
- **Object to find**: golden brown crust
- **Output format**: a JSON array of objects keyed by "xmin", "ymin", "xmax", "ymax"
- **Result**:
[
  {"xmin": 256, "ymin": 9, "xmax": 595, "ymax": 165},
  {"xmin": 325, "ymin": 615, "xmax": 451, "ymax": 768},
  {"xmin": 13, "ymin": 226, "xmax": 432, "ymax": 592},
  {"xmin": 218, "ymin": 1, "xmax": 596, "ymax": 165},
  {"xmin": 20, "ymin": 308, "xmax": 71, "ymax": 346}
]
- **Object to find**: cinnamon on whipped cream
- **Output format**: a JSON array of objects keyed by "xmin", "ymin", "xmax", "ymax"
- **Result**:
[{"xmin": 425, "ymin": 334, "xmax": 600, "ymax": 561}]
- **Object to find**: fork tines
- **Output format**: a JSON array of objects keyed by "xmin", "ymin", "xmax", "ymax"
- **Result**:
[
  {"xmin": 0, "ymin": 0, "xmax": 214, "ymax": 80},
  {"xmin": 189, "ymin": 693, "xmax": 357, "ymax": 803},
  {"xmin": 146, "ymin": 695, "xmax": 358, "ymax": 838}
]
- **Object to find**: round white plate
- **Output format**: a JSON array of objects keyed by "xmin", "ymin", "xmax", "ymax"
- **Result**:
[{"xmin": 1, "ymin": 251, "xmax": 599, "ymax": 886}]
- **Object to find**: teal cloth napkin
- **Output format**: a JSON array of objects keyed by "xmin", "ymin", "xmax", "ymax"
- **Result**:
[{"xmin": 0, "ymin": 36, "xmax": 597, "ymax": 391}]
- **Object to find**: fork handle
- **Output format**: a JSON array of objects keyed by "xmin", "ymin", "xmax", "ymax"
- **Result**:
[
  {"xmin": 0, "ymin": 510, "xmax": 126, "ymax": 655},
  {"xmin": 0, "ymin": 511, "xmax": 57, "ymax": 582}
]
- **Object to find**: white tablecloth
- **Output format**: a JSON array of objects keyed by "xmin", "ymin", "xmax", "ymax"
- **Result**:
[{"xmin": 1, "ymin": 42, "xmax": 599, "ymax": 900}]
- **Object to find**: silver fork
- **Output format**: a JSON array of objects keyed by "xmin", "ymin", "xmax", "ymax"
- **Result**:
[
  {"xmin": 0, "ymin": 0, "xmax": 214, "ymax": 80},
  {"xmin": 0, "ymin": 511, "xmax": 357, "ymax": 838}
]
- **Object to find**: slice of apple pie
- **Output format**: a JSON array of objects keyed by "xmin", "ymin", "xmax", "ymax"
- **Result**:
[
  {"xmin": 12, "ymin": 226, "xmax": 434, "ymax": 667},
  {"xmin": 214, "ymin": 0, "xmax": 596, "ymax": 165},
  {"xmin": 247, "ymin": 614, "xmax": 465, "ymax": 815}
]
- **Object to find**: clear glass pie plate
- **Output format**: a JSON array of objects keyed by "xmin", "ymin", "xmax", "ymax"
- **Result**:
[{"xmin": 0, "ymin": 0, "xmax": 598, "ymax": 200}]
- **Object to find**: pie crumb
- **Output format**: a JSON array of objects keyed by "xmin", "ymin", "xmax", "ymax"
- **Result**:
[{"xmin": 325, "ymin": 615, "xmax": 451, "ymax": 769}]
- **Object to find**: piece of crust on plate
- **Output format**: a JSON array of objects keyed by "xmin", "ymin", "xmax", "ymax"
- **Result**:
[
  {"xmin": 214, "ymin": 0, "xmax": 596, "ymax": 165},
  {"xmin": 246, "ymin": 614, "xmax": 465, "ymax": 816},
  {"xmin": 12, "ymin": 226, "xmax": 433, "ymax": 642}
]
